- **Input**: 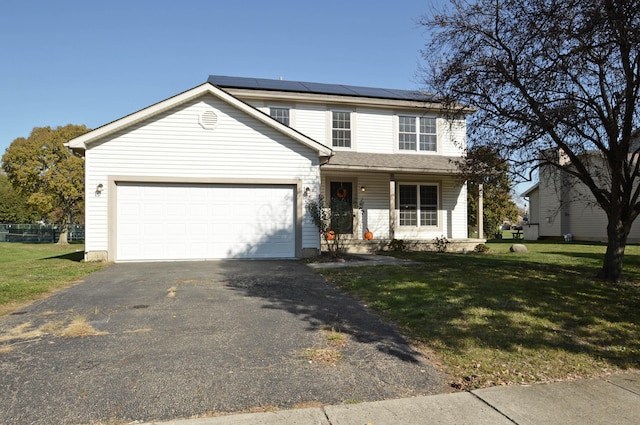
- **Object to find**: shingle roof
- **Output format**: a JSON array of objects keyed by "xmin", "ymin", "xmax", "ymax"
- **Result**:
[
  {"xmin": 208, "ymin": 75, "xmax": 439, "ymax": 102},
  {"xmin": 323, "ymin": 151, "xmax": 462, "ymax": 174}
]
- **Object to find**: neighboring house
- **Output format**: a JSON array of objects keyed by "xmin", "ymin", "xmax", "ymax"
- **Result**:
[
  {"xmin": 522, "ymin": 150, "xmax": 640, "ymax": 242},
  {"xmin": 67, "ymin": 76, "xmax": 478, "ymax": 262}
]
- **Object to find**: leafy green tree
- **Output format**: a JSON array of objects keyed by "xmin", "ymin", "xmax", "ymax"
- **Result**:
[
  {"xmin": 2, "ymin": 125, "xmax": 89, "ymax": 243},
  {"xmin": 422, "ymin": 0, "xmax": 640, "ymax": 281},
  {"xmin": 462, "ymin": 146, "xmax": 519, "ymax": 238},
  {"xmin": 0, "ymin": 174, "xmax": 40, "ymax": 223}
]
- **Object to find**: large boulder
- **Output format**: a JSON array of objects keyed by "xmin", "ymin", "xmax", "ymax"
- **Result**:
[{"xmin": 510, "ymin": 244, "xmax": 528, "ymax": 253}]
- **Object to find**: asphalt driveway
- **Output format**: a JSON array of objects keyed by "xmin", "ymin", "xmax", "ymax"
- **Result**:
[{"xmin": 0, "ymin": 260, "xmax": 447, "ymax": 424}]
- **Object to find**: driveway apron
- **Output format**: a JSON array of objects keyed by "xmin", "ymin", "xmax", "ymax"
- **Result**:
[{"xmin": 0, "ymin": 260, "xmax": 447, "ymax": 424}]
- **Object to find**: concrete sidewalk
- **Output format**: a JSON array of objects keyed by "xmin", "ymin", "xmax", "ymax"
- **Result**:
[
  {"xmin": 305, "ymin": 253, "xmax": 417, "ymax": 269},
  {"xmin": 144, "ymin": 370, "xmax": 640, "ymax": 425}
]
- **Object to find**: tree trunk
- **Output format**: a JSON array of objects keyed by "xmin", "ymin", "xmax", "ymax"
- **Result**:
[
  {"xmin": 56, "ymin": 227, "xmax": 69, "ymax": 244},
  {"xmin": 56, "ymin": 218, "xmax": 69, "ymax": 245},
  {"xmin": 598, "ymin": 218, "xmax": 630, "ymax": 282}
]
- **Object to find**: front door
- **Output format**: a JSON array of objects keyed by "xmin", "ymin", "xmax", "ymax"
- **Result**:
[{"xmin": 329, "ymin": 181, "xmax": 353, "ymax": 234}]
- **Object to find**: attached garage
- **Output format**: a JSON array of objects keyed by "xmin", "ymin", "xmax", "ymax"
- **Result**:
[
  {"xmin": 66, "ymin": 83, "xmax": 333, "ymax": 262},
  {"xmin": 116, "ymin": 182, "xmax": 296, "ymax": 261}
]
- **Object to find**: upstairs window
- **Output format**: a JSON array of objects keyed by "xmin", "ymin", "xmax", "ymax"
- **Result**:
[
  {"xmin": 398, "ymin": 184, "xmax": 438, "ymax": 227},
  {"xmin": 270, "ymin": 107, "xmax": 290, "ymax": 126},
  {"xmin": 398, "ymin": 116, "xmax": 437, "ymax": 152},
  {"xmin": 332, "ymin": 111, "xmax": 351, "ymax": 148}
]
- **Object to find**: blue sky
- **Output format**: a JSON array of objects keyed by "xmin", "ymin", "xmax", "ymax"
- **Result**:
[{"xmin": 0, "ymin": 0, "xmax": 445, "ymax": 154}]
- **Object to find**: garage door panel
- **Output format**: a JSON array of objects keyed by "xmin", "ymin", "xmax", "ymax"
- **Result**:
[{"xmin": 116, "ymin": 183, "xmax": 296, "ymax": 261}]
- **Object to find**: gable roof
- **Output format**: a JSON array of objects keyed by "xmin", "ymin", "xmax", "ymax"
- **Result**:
[
  {"xmin": 208, "ymin": 75, "xmax": 439, "ymax": 102},
  {"xmin": 521, "ymin": 183, "xmax": 539, "ymax": 197},
  {"xmin": 66, "ymin": 83, "xmax": 333, "ymax": 157}
]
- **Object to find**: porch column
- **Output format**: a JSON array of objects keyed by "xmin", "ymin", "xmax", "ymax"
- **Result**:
[
  {"xmin": 389, "ymin": 174, "xmax": 396, "ymax": 240},
  {"xmin": 478, "ymin": 183, "xmax": 484, "ymax": 238}
]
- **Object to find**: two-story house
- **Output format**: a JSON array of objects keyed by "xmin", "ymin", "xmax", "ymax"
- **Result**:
[{"xmin": 67, "ymin": 76, "xmax": 477, "ymax": 262}]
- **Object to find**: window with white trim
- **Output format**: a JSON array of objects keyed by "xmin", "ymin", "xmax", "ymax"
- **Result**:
[
  {"xmin": 398, "ymin": 184, "xmax": 438, "ymax": 226},
  {"xmin": 269, "ymin": 107, "xmax": 290, "ymax": 126},
  {"xmin": 332, "ymin": 111, "xmax": 351, "ymax": 148},
  {"xmin": 398, "ymin": 116, "xmax": 437, "ymax": 152}
]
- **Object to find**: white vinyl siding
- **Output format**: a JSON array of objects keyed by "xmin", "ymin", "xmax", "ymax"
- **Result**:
[
  {"xmin": 537, "ymin": 165, "xmax": 563, "ymax": 237},
  {"xmin": 528, "ymin": 187, "xmax": 540, "ymax": 224},
  {"xmin": 439, "ymin": 117, "xmax": 466, "ymax": 156},
  {"xmin": 565, "ymin": 182, "xmax": 640, "ymax": 243},
  {"xmin": 356, "ymin": 174, "xmax": 393, "ymax": 238},
  {"xmin": 443, "ymin": 178, "xmax": 468, "ymax": 239},
  {"xmin": 355, "ymin": 108, "xmax": 393, "ymax": 153},
  {"xmin": 531, "ymin": 161, "xmax": 640, "ymax": 243},
  {"xmin": 84, "ymin": 94, "xmax": 320, "ymax": 256},
  {"xmin": 294, "ymin": 104, "xmax": 327, "ymax": 146}
]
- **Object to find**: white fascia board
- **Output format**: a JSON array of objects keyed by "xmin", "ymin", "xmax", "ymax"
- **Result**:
[
  {"xmin": 66, "ymin": 83, "xmax": 333, "ymax": 157},
  {"xmin": 521, "ymin": 183, "xmax": 539, "ymax": 197},
  {"xmin": 66, "ymin": 84, "xmax": 213, "ymax": 149}
]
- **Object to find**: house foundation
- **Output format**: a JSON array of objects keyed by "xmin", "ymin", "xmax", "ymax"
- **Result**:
[{"xmin": 324, "ymin": 238, "xmax": 487, "ymax": 255}]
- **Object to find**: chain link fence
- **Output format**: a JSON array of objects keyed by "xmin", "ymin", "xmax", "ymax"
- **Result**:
[{"xmin": 0, "ymin": 224, "xmax": 84, "ymax": 243}]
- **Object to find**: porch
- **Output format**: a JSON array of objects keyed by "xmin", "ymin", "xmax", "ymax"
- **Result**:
[{"xmin": 317, "ymin": 238, "xmax": 487, "ymax": 255}]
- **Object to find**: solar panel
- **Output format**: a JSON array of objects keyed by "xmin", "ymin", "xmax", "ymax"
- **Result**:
[
  {"xmin": 256, "ymin": 78, "xmax": 308, "ymax": 91},
  {"xmin": 299, "ymin": 81, "xmax": 358, "ymax": 96},
  {"xmin": 208, "ymin": 76, "xmax": 261, "ymax": 89},
  {"xmin": 207, "ymin": 75, "xmax": 437, "ymax": 102}
]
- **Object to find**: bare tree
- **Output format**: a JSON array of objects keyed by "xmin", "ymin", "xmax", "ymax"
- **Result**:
[{"xmin": 422, "ymin": 0, "xmax": 640, "ymax": 281}]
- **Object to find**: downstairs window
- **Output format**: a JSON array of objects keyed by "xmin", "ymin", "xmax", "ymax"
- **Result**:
[{"xmin": 398, "ymin": 184, "xmax": 438, "ymax": 227}]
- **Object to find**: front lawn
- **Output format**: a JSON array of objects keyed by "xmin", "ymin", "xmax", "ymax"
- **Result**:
[
  {"xmin": 0, "ymin": 243, "xmax": 105, "ymax": 315},
  {"xmin": 317, "ymin": 241, "xmax": 640, "ymax": 389}
]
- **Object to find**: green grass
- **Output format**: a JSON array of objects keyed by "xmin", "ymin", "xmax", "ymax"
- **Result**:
[
  {"xmin": 0, "ymin": 243, "xmax": 105, "ymax": 315},
  {"xmin": 317, "ymin": 241, "xmax": 640, "ymax": 389}
]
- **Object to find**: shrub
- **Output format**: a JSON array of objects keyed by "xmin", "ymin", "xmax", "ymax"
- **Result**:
[
  {"xmin": 388, "ymin": 239, "xmax": 405, "ymax": 252},
  {"xmin": 474, "ymin": 243, "xmax": 490, "ymax": 253},
  {"xmin": 433, "ymin": 235, "xmax": 449, "ymax": 253}
]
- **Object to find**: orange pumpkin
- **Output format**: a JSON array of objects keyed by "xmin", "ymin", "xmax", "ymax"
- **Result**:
[
  {"xmin": 364, "ymin": 229, "xmax": 373, "ymax": 240},
  {"xmin": 326, "ymin": 230, "xmax": 336, "ymax": 241}
]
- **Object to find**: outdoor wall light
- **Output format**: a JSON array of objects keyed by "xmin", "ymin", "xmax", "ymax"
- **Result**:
[
  {"xmin": 361, "ymin": 186, "xmax": 366, "ymax": 192},
  {"xmin": 305, "ymin": 187, "xmax": 311, "ymax": 197},
  {"xmin": 96, "ymin": 184, "xmax": 104, "ymax": 194}
]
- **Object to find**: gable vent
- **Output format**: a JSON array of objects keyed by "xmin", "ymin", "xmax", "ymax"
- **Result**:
[{"xmin": 199, "ymin": 109, "xmax": 219, "ymax": 130}]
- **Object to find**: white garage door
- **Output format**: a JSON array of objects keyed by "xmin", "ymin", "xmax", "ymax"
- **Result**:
[{"xmin": 116, "ymin": 183, "xmax": 296, "ymax": 261}]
